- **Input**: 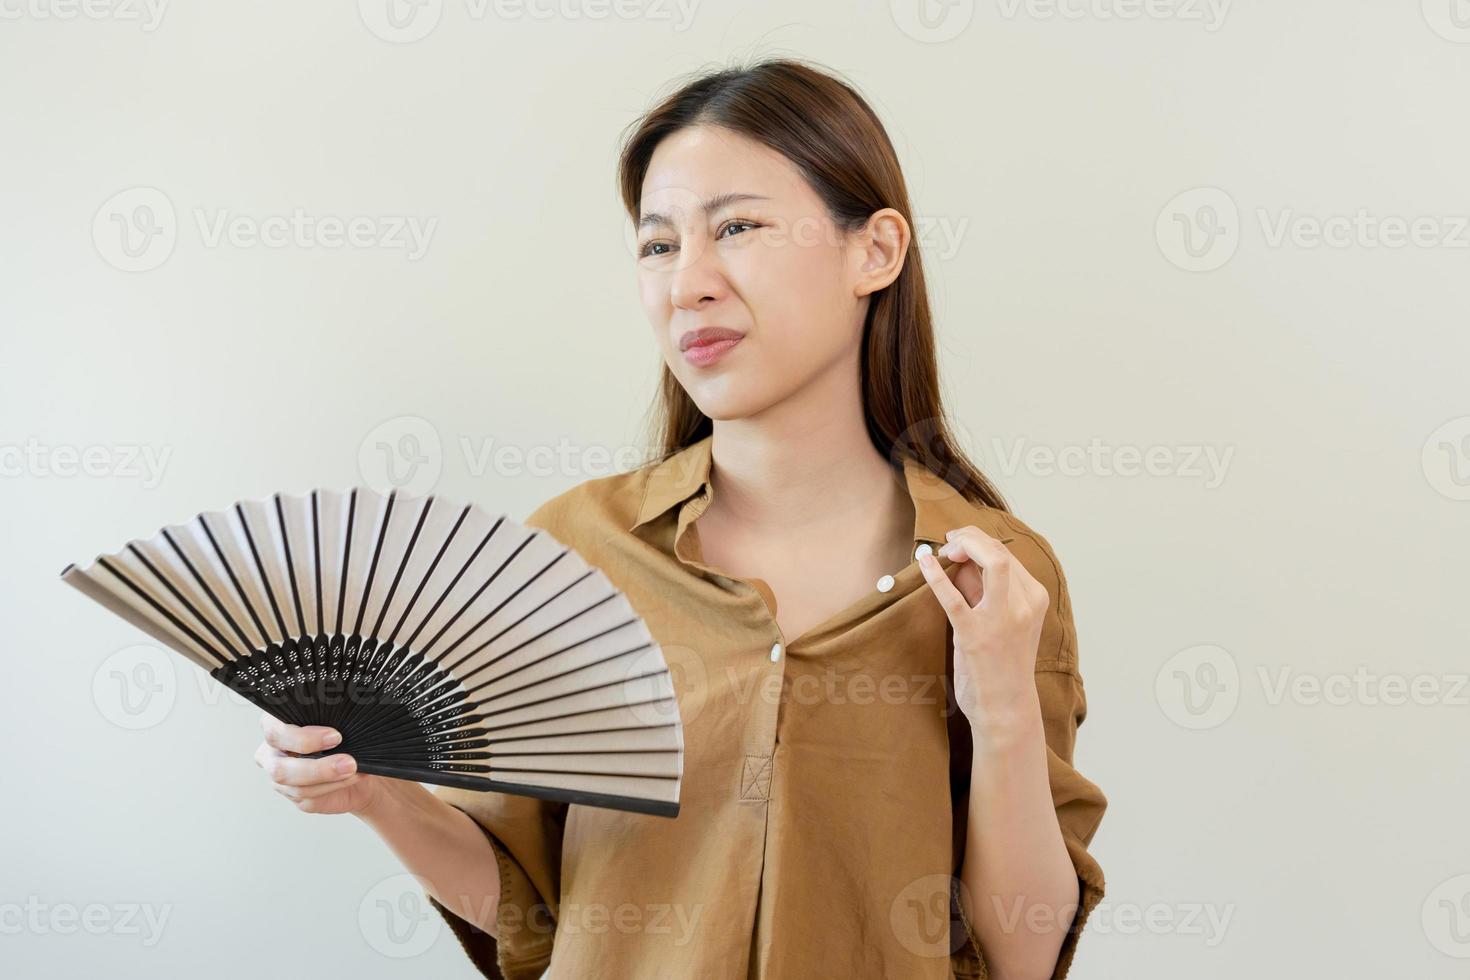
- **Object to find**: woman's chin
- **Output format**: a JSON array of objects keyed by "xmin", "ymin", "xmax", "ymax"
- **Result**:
[{"xmin": 689, "ymin": 385, "xmax": 789, "ymax": 423}]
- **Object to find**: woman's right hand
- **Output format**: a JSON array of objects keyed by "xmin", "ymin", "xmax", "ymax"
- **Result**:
[{"xmin": 255, "ymin": 713, "xmax": 386, "ymax": 817}]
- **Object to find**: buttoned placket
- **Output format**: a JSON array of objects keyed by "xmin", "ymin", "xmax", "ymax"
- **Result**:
[
  {"xmin": 666, "ymin": 485, "xmax": 786, "ymax": 804},
  {"xmin": 667, "ymin": 483, "xmax": 952, "ymax": 802}
]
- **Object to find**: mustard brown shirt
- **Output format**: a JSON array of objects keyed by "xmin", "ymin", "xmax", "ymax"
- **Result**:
[{"xmin": 427, "ymin": 434, "xmax": 1107, "ymax": 979}]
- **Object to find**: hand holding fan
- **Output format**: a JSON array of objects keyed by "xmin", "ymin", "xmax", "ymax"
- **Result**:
[{"xmin": 61, "ymin": 488, "xmax": 683, "ymax": 817}]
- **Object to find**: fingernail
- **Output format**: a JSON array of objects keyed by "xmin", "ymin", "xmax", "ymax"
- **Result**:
[
  {"xmin": 945, "ymin": 529, "xmax": 956, "ymax": 539},
  {"xmin": 918, "ymin": 552, "xmax": 933, "ymax": 568},
  {"xmin": 322, "ymin": 731, "xmax": 342, "ymax": 748},
  {"xmin": 336, "ymin": 757, "xmax": 355, "ymax": 775}
]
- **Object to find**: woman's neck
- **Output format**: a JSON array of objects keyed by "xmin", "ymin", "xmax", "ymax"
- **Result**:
[{"xmin": 703, "ymin": 364, "xmax": 914, "ymax": 543}]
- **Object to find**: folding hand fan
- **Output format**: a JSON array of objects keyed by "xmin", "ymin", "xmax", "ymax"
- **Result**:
[{"xmin": 61, "ymin": 488, "xmax": 683, "ymax": 817}]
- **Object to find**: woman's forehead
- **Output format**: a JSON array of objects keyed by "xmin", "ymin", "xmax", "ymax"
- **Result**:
[{"xmin": 640, "ymin": 128, "xmax": 809, "ymax": 209}]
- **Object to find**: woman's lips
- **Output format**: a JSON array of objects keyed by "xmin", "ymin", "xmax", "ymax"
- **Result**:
[{"xmin": 682, "ymin": 336, "xmax": 742, "ymax": 367}]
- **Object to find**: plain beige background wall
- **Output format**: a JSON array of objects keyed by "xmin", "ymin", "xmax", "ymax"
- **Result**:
[{"xmin": 4, "ymin": 1, "xmax": 1468, "ymax": 977}]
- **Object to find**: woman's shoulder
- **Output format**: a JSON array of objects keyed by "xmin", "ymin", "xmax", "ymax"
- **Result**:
[
  {"xmin": 991, "ymin": 508, "xmax": 1068, "ymax": 587},
  {"xmin": 903, "ymin": 455, "xmax": 1068, "ymax": 590},
  {"xmin": 520, "ymin": 462, "xmax": 654, "ymax": 549},
  {"xmin": 923, "ymin": 479, "xmax": 1068, "ymax": 591},
  {"xmin": 945, "ymin": 499, "xmax": 1077, "ymax": 664}
]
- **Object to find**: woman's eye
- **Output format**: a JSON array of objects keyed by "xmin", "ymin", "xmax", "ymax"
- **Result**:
[{"xmin": 639, "ymin": 222, "xmax": 758, "ymax": 258}]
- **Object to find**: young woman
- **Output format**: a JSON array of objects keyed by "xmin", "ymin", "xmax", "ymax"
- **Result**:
[{"xmin": 254, "ymin": 58, "xmax": 1107, "ymax": 980}]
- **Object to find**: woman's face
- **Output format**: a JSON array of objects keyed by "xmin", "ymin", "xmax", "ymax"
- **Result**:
[{"xmin": 635, "ymin": 125, "xmax": 906, "ymax": 421}]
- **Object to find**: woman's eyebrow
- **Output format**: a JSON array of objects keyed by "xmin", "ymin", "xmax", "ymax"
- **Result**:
[{"xmin": 638, "ymin": 191, "xmax": 770, "ymax": 230}]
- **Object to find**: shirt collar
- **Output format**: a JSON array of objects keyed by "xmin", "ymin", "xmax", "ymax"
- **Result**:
[{"xmin": 629, "ymin": 434, "xmax": 971, "ymax": 546}]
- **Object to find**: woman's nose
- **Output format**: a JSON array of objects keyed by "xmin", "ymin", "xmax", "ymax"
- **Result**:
[{"xmin": 670, "ymin": 250, "xmax": 727, "ymax": 311}]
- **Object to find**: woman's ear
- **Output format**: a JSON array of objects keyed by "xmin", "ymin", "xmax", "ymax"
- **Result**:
[{"xmin": 852, "ymin": 207, "xmax": 911, "ymax": 297}]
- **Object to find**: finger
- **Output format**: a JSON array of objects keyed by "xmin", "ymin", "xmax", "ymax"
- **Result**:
[
  {"xmin": 273, "ymin": 774, "xmax": 356, "ymax": 802},
  {"xmin": 263, "ymin": 751, "xmax": 358, "ymax": 787},
  {"xmin": 939, "ymin": 528, "xmax": 1012, "ymax": 607},
  {"xmin": 260, "ymin": 713, "xmax": 343, "ymax": 754},
  {"xmin": 947, "ymin": 528, "xmax": 1047, "ymax": 606},
  {"xmin": 941, "ymin": 524, "xmax": 1006, "ymax": 554},
  {"xmin": 917, "ymin": 551, "xmax": 974, "ymax": 620},
  {"xmin": 941, "ymin": 527, "xmax": 1024, "ymax": 570},
  {"xmin": 260, "ymin": 713, "xmax": 342, "ymax": 755},
  {"xmin": 272, "ymin": 772, "xmax": 362, "ymax": 801}
]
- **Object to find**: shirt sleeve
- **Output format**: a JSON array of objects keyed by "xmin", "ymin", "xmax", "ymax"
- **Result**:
[
  {"xmin": 948, "ymin": 519, "xmax": 1109, "ymax": 980},
  {"xmin": 426, "ymin": 785, "xmax": 568, "ymax": 980}
]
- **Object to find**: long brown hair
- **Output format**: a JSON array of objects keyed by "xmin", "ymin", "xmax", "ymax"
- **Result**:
[{"xmin": 616, "ymin": 56, "xmax": 1009, "ymax": 513}]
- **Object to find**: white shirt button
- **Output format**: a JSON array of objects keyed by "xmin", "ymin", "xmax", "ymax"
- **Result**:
[
  {"xmin": 876, "ymin": 574, "xmax": 895, "ymax": 593},
  {"xmin": 769, "ymin": 642, "xmax": 783, "ymax": 662},
  {"xmin": 914, "ymin": 543, "xmax": 933, "ymax": 561}
]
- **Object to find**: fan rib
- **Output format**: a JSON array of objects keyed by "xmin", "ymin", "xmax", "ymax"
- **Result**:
[
  {"xmin": 371, "ymin": 497, "xmax": 445, "ymax": 643},
  {"xmin": 489, "ymin": 721, "xmax": 676, "ymax": 745},
  {"xmin": 431, "ymin": 553, "xmax": 580, "ymax": 673},
  {"xmin": 385, "ymin": 505, "xmax": 470, "ymax": 652},
  {"xmin": 96, "ymin": 556, "xmax": 230, "ymax": 667},
  {"xmin": 415, "ymin": 529, "xmax": 542, "ymax": 661},
  {"xmin": 477, "ymin": 640, "xmax": 650, "ymax": 704},
  {"xmin": 467, "ymin": 625, "xmax": 640, "ymax": 702},
  {"xmin": 159, "ymin": 529, "xmax": 254, "ymax": 656},
  {"xmin": 334, "ymin": 490, "xmax": 357, "ymax": 637},
  {"xmin": 476, "ymin": 668, "xmax": 669, "ymax": 720},
  {"xmin": 197, "ymin": 516, "xmax": 271, "ymax": 649},
  {"xmin": 272, "ymin": 495, "xmax": 309, "ymax": 640},
  {"xmin": 125, "ymin": 542, "xmax": 244, "ymax": 661},
  {"xmin": 397, "ymin": 509, "xmax": 498, "ymax": 650},
  {"xmin": 234, "ymin": 502, "xmax": 290, "ymax": 642},
  {"xmin": 477, "ymin": 694, "xmax": 676, "ymax": 735},
  {"xmin": 490, "ymin": 764, "xmax": 678, "ymax": 781},
  {"xmin": 456, "ymin": 590, "xmax": 620, "ymax": 688},
  {"xmin": 351, "ymin": 491, "xmax": 397, "ymax": 639},
  {"xmin": 309, "ymin": 492, "xmax": 325, "ymax": 636}
]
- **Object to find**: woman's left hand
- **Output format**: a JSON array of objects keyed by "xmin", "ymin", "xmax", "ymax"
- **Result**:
[{"xmin": 917, "ymin": 524, "xmax": 1049, "ymax": 731}]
